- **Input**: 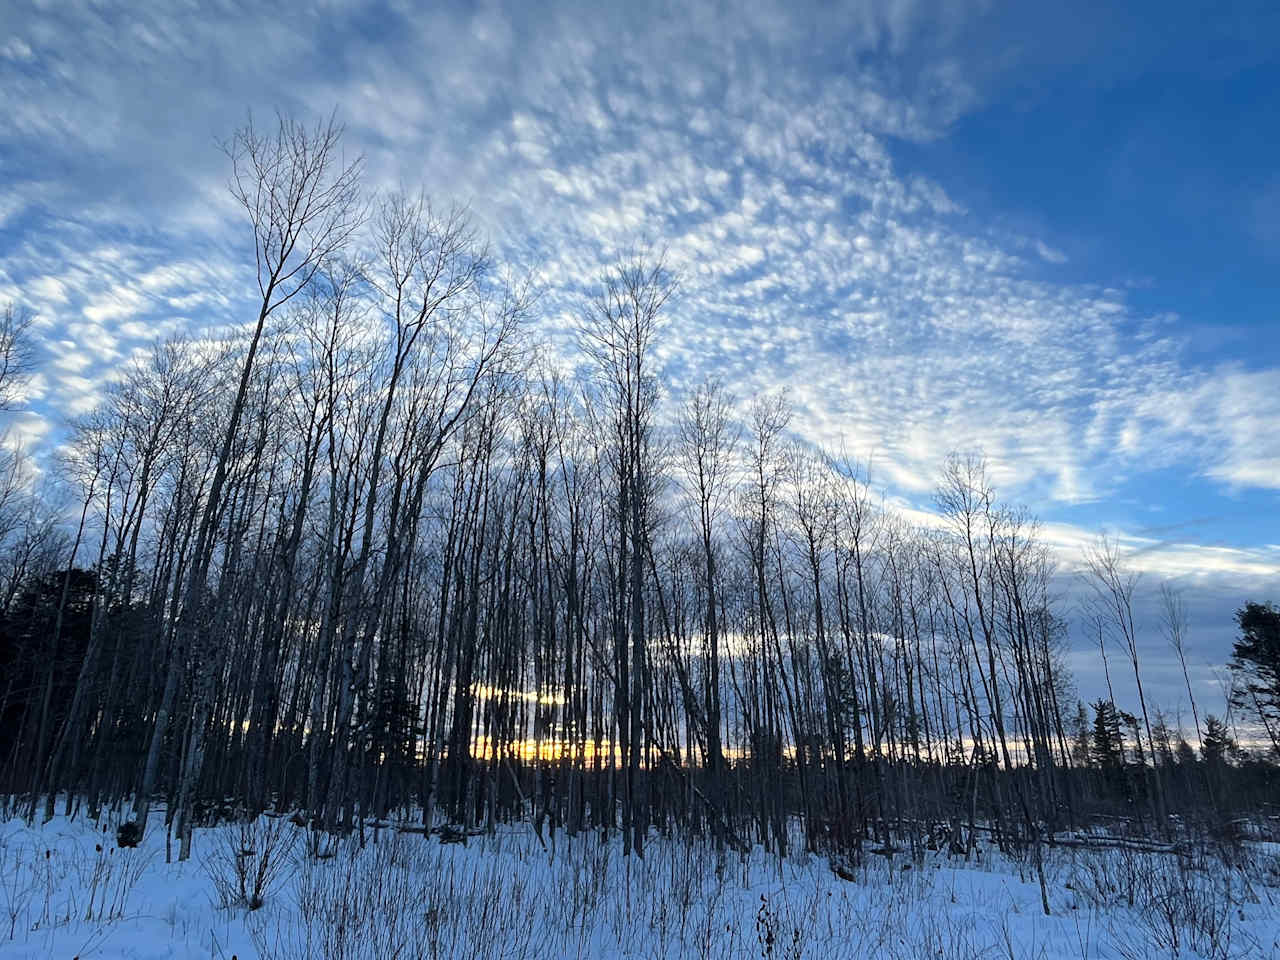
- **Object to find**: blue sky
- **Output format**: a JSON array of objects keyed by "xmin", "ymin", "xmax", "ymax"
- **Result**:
[{"xmin": 1, "ymin": 0, "xmax": 1277, "ymax": 719}]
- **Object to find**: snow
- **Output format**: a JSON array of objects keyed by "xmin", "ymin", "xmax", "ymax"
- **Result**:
[{"xmin": 1, "ymin": 811, "xmax": 1277, "ymax": 959}]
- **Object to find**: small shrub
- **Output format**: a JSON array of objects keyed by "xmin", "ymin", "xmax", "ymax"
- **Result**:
[{"xmin": 205, "ymin": 816, "xmax": 297, "ymax": 911}]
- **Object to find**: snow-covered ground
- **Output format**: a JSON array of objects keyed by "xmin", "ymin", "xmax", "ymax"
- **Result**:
[{"xmin": 1, "ymin": 811, "xmax": 1277, "ymax": 959}]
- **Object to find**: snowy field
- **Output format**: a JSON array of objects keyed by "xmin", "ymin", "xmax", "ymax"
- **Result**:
[{"xmin": 1, "ymin": 812, "xmax": 1278, "ymax": 959}]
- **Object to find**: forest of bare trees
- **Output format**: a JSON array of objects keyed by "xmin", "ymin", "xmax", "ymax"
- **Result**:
[{"xmin": 1, "ymin": 115, "xmax": 1276, "ymax": 868}]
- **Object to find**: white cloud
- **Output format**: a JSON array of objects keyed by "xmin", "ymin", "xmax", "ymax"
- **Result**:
[
  {"xmin": 0, "ymin": 412, "xmax": 50, "ymax": 451},
  {"xmin": 1, "ymin": 37, "xmax": 33, "ymax": 62},
  {"xmin": 28, "ymin": 275, "xmax": 68, "ymax": 304},
  {"xmin": 1035, "ymin": 239, "xmax": 1067, "ymax": 264}
]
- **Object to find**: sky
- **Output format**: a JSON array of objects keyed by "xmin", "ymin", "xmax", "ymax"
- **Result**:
[{"xmin": 1, "ymin": 0, "xmax": 1277, "ymax": 724}]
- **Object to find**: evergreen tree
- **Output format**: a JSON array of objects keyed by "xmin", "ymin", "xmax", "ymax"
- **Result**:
[
  {"xmin": 1090, "ymin": 699, "xmax": 1125, "ymax": 770},
  {"xmin": 1230, "ymin": 602, "xmax": 1280, "ymax": 754},
  {"xmin": 1200, "ymin": 715, "xmax": 1236, "ymax": 769}
]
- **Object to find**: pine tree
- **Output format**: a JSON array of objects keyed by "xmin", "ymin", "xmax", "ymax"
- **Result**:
[
  {"xmin": 1200, "ymin": 715, "xmax": 1236, "ymax": 769},
  {"xmin": 1090, "ymin": 699, "xmax": 1125, "ymax": 770}
]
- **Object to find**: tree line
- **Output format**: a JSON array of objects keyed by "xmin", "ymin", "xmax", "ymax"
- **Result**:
[{"xmin": 0, "ymin": 115, "xmax": 1276, "ymax": 864}]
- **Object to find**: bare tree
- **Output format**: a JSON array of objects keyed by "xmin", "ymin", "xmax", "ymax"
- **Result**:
[
  {"xmin": 1084, "ymin": 535, "xmax": 1167, "ymax": 832},
  {"xmin": 675, "ymin": 378, "xmax": 738, "ymax": 844},
  {"xmin": 579, "ymin": 250, "xmax": 677, "ymax": 857},
  {"xmin": 1160, "ymin": 584, "xmax": 1203, "ymax": 747},
  {"xmin": 0, "ymin": 303, "xmax": 36, "ymax": 411},
  {"xmin": 140, "ymin": 112, "xmax": 364, "ymax": 856}
]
